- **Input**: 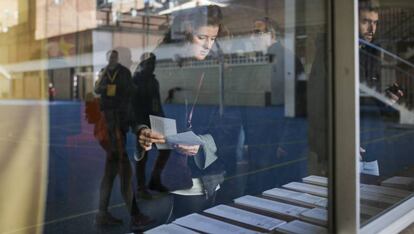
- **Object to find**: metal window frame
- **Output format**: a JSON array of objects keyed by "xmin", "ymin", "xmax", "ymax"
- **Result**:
[
  {"xmin": 332, "ymin": 0, "xmax": 414, "ymax": 233},
  {"xmin": 332, "ymin": 0, "xmax": 360, "ymax": 233}
]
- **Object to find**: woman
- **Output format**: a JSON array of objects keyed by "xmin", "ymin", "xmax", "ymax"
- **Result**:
[{"xmin": 130, "ymin": 5, "xmax": 227, "ymax": 228}]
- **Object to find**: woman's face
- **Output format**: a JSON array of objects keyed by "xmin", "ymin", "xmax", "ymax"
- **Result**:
[{"xmin": 190, "ymin": 25, "xmax": 219, "ymax": 60}]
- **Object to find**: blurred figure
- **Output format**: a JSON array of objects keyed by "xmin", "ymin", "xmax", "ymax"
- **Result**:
[
  {"xmin": 93, "ymin": 49, "xmax": 151, "ymax": 226},
  {"xmin": 359, "ymin": 0, "xmax": 403, "ymax": 177},
  {"xmin": 359, "ymin": 0, "xmax": 403, "ymax": 101},
  {"xmin": 48, "ymin": 83, "xmax": 56, "ymax": 102},
  {"xmin": 165, "ymin": 87, "xmax": 183, "ymax": 104},
  {"xmin": 131, "ymin": 5, "xmax": 226, "ymax": 229},
  {"xmin": 130, "ymin": 52, "xmax": 170, "ymax": 199}
]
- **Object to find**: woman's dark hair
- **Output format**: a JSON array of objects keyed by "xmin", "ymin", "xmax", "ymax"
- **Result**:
[{"xmin": 161, "ymin": 5, "xmax": 223, "ymax": 44}]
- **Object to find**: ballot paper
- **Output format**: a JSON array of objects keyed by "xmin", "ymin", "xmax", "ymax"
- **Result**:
[
  {"xmin": 173, "ymin": 213, "xmax": 259, "ymax": 234},
  {"xmin": 360, "ymin": 204, "xmax": 383, "ymax": 218},
  {"xmin": 263, "ymin": 188, "xmax": 327, "ymax": 208},
  {"xmin": 150, "ymin": 115, "xmax": 177, "ymax": 149},
  {"xmin": 144, "ymin": 223, "xmax": 199, "ymax": 234},
  {"xmin": 360, "ymin": 184, "xmax": 411, "ymax": 198},
  {"xmin": 360, "ymin": 190, "xmax": 400, "ymax": 206},
  {"xmin": 150, "ymin": 116, "xmax": 203, "ymax": 149},
  {"xmin": 204, "ymin": 205, "xmax": 286, "ymax": 231},
  {"xmin": 381, "ymin": 176, "xmax": 414, "ymax": 191},
  {"xmin": 302, "ymin": 175, "xmax": 328, "ymax": 187},
  {"xmin": 277, "ymin": 220, "xmax": 328, "ymax": 234},
  {"xmin": 282, "ymin": 182, "xmax": 328, "ymax": 197},
  {"xmin": 166, "ymin": 131, "xmax": 204, "ymax": 146},
  {"xmin": 234, "ymin": 195, "xmax": 309, "ymax": 218},
  {"xmin": 299, "ymin": 208, "xmax": 328, "ymax": 226}
]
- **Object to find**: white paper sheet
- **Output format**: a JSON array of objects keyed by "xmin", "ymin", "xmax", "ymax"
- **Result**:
[
  {"xmin": 282, "ymin": 182, "xmax": 328, "ymax": 197},
  {"xmin": 234, "ymin": 195, "xmax": 308, "ymax": 218},
  {"xmin": 145, "ymin": 223, "xmax": 199, "ymax": 234},
  {"xmin": 204, "ymin": 205, "xmax": 286, "ymax": 231},
  {"xmin": 263, "ymin": 188, "xmax": 327, "ymax": 208},
  {"xmin": 277, "ymin": 220, "xmax": 328, "ymax": 234},
  {"xmin": 173, "ymin": 213, "xmax": 259, "ymax": 234},
  {"xmin": 166, "ymin": 131, "xmax": 204, "ymax": 146},
  {"xmin": 150, "ymin": 115, "xmax": 177, "ymax": 149}
]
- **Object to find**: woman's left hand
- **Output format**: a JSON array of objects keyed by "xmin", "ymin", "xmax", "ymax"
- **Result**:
[{"xmin": 174, "ymin": 144, "xmax": 200, "ymax": 156}]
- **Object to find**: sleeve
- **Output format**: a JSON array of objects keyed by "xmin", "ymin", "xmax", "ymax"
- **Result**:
[{"xmin": 193, "ymin": 134, "xmax": 218, "ymax": 170}]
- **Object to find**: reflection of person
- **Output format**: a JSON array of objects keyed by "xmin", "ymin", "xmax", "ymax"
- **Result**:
[
  {"xmin": 130, "ymin": 52, "xmax": 170, "ymax": 197},
  {"xmin": 253, "ymin": 17, "xmax": 306, "ymax": 106},
  {"xmin": 48, "ymin": 83, "xmax": 56, "ymax": 102},
  {"xmin": 93, "ymin": 50, "xmax": 151, "ymax": 226},
  {"xmin": 164, "ymin": 87, "xmax": 183, "ymax": 104},
  {"xmin": 131, "ymin": 5, "xmax": 225, "ymax": 222},
  {"xmin": 358, "ymin": 0, "xmax": 404, "ymax": 176},
  {"xmin": 359, "ymin": 0, "xmax": 403, "ymax": 101}
]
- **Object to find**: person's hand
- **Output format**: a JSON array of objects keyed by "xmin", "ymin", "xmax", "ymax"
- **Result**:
[
  {"xmin": 138, "ymin": 128, "xmax": 165, "ymax": 151},
  {"xmin": 386, "ymin": 83, "xmax": 404, "ymax": 103},
  {"xmin": 173, "ymin": 144, "xmax": 200, "ymax": 156}
]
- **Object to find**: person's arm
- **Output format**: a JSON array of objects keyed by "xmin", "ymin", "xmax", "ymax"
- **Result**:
[{"xmin": 94, "ymin": 69, "xmax": 107, "ymax": 95}]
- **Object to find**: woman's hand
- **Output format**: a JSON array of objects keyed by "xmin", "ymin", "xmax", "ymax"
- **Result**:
[
  {"xmin": 138, "ymin": 128, "xmax": 165, "ymax": 151},
  {"xmin": 174, "ymin": 144, "xmax": 200, "ymax": 156}
]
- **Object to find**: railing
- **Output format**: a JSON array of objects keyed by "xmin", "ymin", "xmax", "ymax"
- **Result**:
[{"xmin": 156, "ymin": 54, "xmax": 271, "ymax": 69}]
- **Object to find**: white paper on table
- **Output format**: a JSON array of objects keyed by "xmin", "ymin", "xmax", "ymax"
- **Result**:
[
  {"xmin": 166, "ymin": 131, "xmax": 204, "ymax": 146},
  {"xmin": 263, "ymin": 188, "xmax": 327, "ymax": 208},
  {"xmin": 173, "ymin": 213, "xmax": 259, "ymax": 234},
  {"xmin": 149, "ymin": 115, "xmax": 177, "ymax": 149},
  {"xmin": 302, "ymin": 175, "xmax": 328, "ymax": 187},
  {"xmin": 234, "ymin": 195, "xmax": 308, "ymax": 218},
  {"xmin": 277, "ymin": 220, "xmax": 328, "ymax": 234},
  {"xmin": 204, "ymin": 204, "xmax": 286, "ymax": 231},
  {"xmin": 282, "ymin": 182, "xmax": 328, "ymax": 197},
  {"xmin": 144, "ymin": 223, "xmax": 199, "ymax": 234}
]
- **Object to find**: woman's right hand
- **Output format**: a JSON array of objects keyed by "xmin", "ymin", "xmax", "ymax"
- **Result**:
[{"xmin": 138, "ymin": 128, "xmax": 166, "ymax": 151}]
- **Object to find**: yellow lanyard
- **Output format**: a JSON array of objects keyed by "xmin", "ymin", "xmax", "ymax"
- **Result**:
[{"xmin": 106, "ymin": 69, "xmax": 119, "ymax": 83}]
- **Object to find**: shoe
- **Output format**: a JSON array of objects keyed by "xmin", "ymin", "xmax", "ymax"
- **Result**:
[
  {"xmin": 95, "ymin": 211, "xmax": 123, "ymax": 226},
  {"xmin": 130, "ymin": 213, "xmax": 154, "ymax": 232},
  {"xmin": 148, "ymin": 178, "xmax": 169, "ymax": 193}
]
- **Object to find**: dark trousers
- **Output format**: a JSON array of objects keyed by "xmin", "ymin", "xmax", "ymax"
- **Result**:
[{"xmin": 98, "ymin": 109, "xmax": 132, "ymax": 213}]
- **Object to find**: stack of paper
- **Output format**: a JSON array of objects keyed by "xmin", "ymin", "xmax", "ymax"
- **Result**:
[
  {"xmin": 360, "ymin": 190, "xmax": 401, "ymax": 207},
  {"xmin": 276, "ymin": 220, "xmax": 328, "ymax": 234},
  {"xmin": 145, "ymin": 223, "xmax": 198, "ymax": 234},
  {"xmin": 150, "ymin": 115, "xmax": 203, "ymax": 149},
  {"xmin": 204, "ymin": 205, "xmax": 286, "ymax": 231},
  {"xmin": 381, "ymin": 176, "xmax": 414, "ymax": 191},
  {"xmin": 302, "ymin": 175, "xmax": 328, "ymax": 187},
  {"xmin": 282, "ymin": 182, "xmax": 328, "ymax": 197},
  {"xmin": 360, "ymin": 204, "xmax": 383, "ymax": 218},
  {"xmin": 234, "ymin": 195, "xmax": 309, "ymax": 218},
  {"xmin": 299, "ymin": 208, "xmax": 327, "ymax": 226},
  {"xmin": 360, "ymin": 184, "xmax": 411, "ymax": 199},
  {"xmin": 263, "ymin": 188, "xmax": 327, "ymax": 208},
  {"xmin": 173, "ymin": 213, "xmax": 259, "ymax": 234}
]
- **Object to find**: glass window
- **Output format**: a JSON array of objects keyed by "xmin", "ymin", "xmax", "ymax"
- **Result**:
[
  {"xmin": 358, "ymin": 0, "xmax": 414, "ymax": 227},
  {"xmin": 0, "ymin": 1, "xmax": 332, "ymax": 233}
]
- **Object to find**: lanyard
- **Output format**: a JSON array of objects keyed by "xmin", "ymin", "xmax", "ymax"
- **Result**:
[
  {"xmin": 106, "ymin": 69, "xmax": 119, "ymax": 83},
  {"xmin": 187, "ymin": 72, "xmax": 205, "ymax": 130}
]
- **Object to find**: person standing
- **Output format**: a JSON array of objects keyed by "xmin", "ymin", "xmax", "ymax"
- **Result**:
[{"xmin": 94, "ymin": 50, "xmax": 151, "ymax": 226}]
